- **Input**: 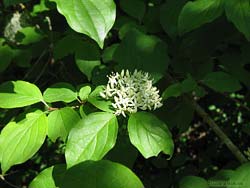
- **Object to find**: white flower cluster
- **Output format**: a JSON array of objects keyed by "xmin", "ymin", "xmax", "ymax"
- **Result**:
[
  {"xmin": 100, "ymin": 69, "xmax": 163, "ymax": 117},
  {"xmin": 4, "ymin": 12, "xmax": 22, "ymax": 42}
]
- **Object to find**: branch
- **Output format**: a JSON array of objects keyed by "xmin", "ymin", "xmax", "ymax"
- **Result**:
[{"xmin": 185, "ymin": 96, "xmax": 248, "ymax": 163}]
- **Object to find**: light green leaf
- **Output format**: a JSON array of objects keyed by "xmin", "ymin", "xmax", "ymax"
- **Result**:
[
  {"xmin": 53, "ymin": 0, "xmax": 116, "ymax": 48},
  {"xmin": 0, "ymin": 110, "xmax": 47, "ymax": 174},
  {"xmin": 120, "ymin": 0, "xmax": 146, "ymax": 21},
  {"xmin": 17, "ymin": 27, "xmax": 44, "ymax": 45},
  {"xmin": 29, "ymin": 165, "xmax": 66, "ymax": 188},
  {"xmin": 60, "ymin": 160, "xmax": 144, "ymax": 188},
  {"xmin": 43, "ymin": 83, "xmax": 77, "ymax": 103},
  {"xmin": 65, "ymin": 112, "xmax": 118, "ymax": 168},
  {"xmin": 178, "ymin": 0, "xmax": 223, "ymax": 35},
  {"xmin": 0, "ymin": 81, "xmax": 44, "ymax": 108},
  {"xmin": 225, "ymin": 0, "xmax": 250, "ymax": 41},
  {"xmin": 78, "ymin": 86, "xmax": 91, "ymax": 101},
  {"xmin": 179, "ymin": 176, "xmax": 209, "ymax": 188},
  {"xmin": 88, "ymin": 86, "xmax": 114, "ymax": 113},
  {"xmin": 29, "ymin": 166, "xmax": 56, "ymax": 188},
  {"xmin": 48, "ymin": 107, "xmax": 80, "ymax": 142},
  {"xmin": 203, "ymin": 71, "xmax": 242, "ymax": 92},
  {"xmin": 128, "ymin": 112, "xmax": 174, "ymax": 159}
]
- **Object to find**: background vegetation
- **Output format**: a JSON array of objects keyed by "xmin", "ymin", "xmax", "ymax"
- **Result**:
[{"xmin": 0, "ymin": 0, "xmax": 250, "ymax": 187}]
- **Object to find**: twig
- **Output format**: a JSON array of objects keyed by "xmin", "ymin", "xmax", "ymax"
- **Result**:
[
  {"xmin": 185, "ymin": 96, "xmax": 248, "ymax": 163},
  {"xmin": 0, "ymin": 175, "xmax": 21, "ymax": 188}
]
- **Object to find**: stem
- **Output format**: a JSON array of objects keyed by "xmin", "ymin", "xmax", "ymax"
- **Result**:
[{"xmin": 185, "ymin": 96, "xmax": 248, "ymax": 163}]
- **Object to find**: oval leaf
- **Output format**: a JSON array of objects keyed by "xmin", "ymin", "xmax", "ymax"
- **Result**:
[
  {"xmin": 48, "ymin": 107, "xmax": 80, "ymax": 142},
  {"xmin": 225, "ymin": 0, "xmax": 250, "ymax": 41},
  {"xmin": 0, "ymin": 81, "xmax": 44, "ymax": 108},
  {"xmin": 61, "ymin": 160, "xmax": 144, "ymax": 188},
  {"xmin": 53, "ymin": 0, "xmax": 116, "ymax": 48},
  {"xmin": 178, "ymin": 0, "xmax": 223, "ymax": 35},
  {"xmin": 78, "ymin": 86, "xmax": 91, "ymax": 101},
  {"xmin": 202, "ymin": 71, "xmax": 242, "ymax": 92},
  {"xmin": 128, "ymin": 112, "xmax": 174, "ymax": 159},
  {"xmin": 43, "ymin": 84, "xmax": 77, "ymax": 103},
  {"xmin": 65, "ymin": 112, "xmax": 118, "ymax": 168},
  {"xmin": 0, "ymin": 110, "xmax": 47, "ymax": 174}
]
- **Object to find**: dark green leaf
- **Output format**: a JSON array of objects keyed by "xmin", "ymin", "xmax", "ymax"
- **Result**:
[
  {"xmin": 179, "ymin": 176, "xmax": 209, "ymax": 188},
  {"xmin": 203, "ymin": 71, "xmax": 242, "ymax": 92},
  {"xmin": 60, "ymin": 160, "xmax": 144, "ymax": 188},
  {"xmin": 178, "ymin": 0, "xmax": 223, "ymax": 35},
  {"xmin": 120, "ymin": 0, "xmax": 146, "ymax": 21}
]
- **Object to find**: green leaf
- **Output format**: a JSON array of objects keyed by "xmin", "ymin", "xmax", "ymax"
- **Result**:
[
  {"xmin": 32, "ymin": 0, "xmax": 50, "ymax": 15},
  {"xmin": 120, "ymin": 0, "xmax": 146, "ymax": 21},
  {"xmin": 29, "ymin": 166, "xmax": 56, "ymax": 188},
  {"xmin": 178, "ymin": 0, "xmax": 223, "ymax": 35},
  {"xmin": 78, "ymin": 86, "xmax": 91, "ymax": 101},
  {"xmin": 160, "ymin": 0, "xmax": 187, "ymax": 37},
  {"xmin": 102, "ymin": 43, "xmax": 119, "ymax": 63},
  {"xmin": 162, "ymin": 83, "xmax": 182, "ymax": 100},
  {"xmin": 161, "ymin": 98, "xmax": 194, "ymax": 132},
  {"xmin": 75, "ymin": 42, "xmax": 101, "ymax": 81},
  {"xmin": 0, "ymin": 81, "xmax": 44, "ymax": 108},
  {"xmin": 202, "ymin": 71, "xmax": 242, "ymax": 92},
  {"xmin": 65, "ymin": 112, "xmax": 118, "ymax": 168},
  {"xmin": 227, "ymin": 163, "xmax": 250, "ymax": 188},
  {"xmin": 0, "ymin": 38, "xmax": 14, "ymax": 72},
  {"xmin": 17, "ymin": 27, "xmax": 44, "ymax": 45},
  {"xmin": 114, "ymin": 29, "xmax": 169, "ymax": 81},
  {"xmin": 43, "ymin": 83, "xmax": 77, "ymax": 103},
  {"xmin": 60, "ymin": 160, "xmax": 144, "ymax": 188},
  {"xmin": 225, "ymin": 0, "xmax": 250, "ymax": 41},
  {"xmin": 53, "ymin": 0, "xmax": 116, "ymax": 48},
  {"xmin": 0, "ymin": 110, "xmax": 47, "ymax": 174},
  {"xmin": 128, "ymin": 112, "xmax": 174, "ymax": 159},
  {"xmin": 48, "ymin": 107, "xmax": 80, "ymax": 142},
  {"xmin": 179, "ymin": 176, "xmax": 209, "ymax": 188},
  {"xmin": 29, "ymin": 165, "xmax": 66, "ymax": 188},
  {"xmin": 88, "ymin": 86, "xmax": 114, "ymax": 113}
]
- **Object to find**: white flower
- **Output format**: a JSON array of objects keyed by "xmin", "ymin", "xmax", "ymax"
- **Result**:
[{"xmin": 100, "ymin": 69, "xmax": 163, "ymax": 117}]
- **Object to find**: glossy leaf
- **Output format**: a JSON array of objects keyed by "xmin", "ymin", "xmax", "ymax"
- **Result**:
[
  {"xmin": 48, "ymin": 107, "xmax": 80, "ymax": 142},
  {"xmin": 43, "ymin": 83, "xmax": 77, "ymax": 103},
  {"xmin": 225, "ymin": 0, "xmax": 250, "ymax": 41},
  {"xmin": 0, "ymin": 110, "xmax": 47, "ymax": 174},
  {"xmin": 0, "ymin": 81, "xmax": 44, "ymax": 108},
  {"xmin": 178, "ymin": 0, "xmax": 223, "ymax": 35},
  {"xmin": 78, "ymin": 86, "xmax": 91, "ymax": 101},
  {"xmin": 88, "ymin": 86, "xmax": 114, "ymax": 113},
  {"xmin": 60, "ymin": 160, "xmax": 144, "ymax": 188},
  {"xmin": 128, "ymin": 112, "xmax": 174, "ymax": 159},
  {"xmin": 53, "ymin": 0, "xmax": 116, "ymax": 48},
  {"xmin": 65, "ymin": 112, "xmax": 118, "ymax": 167},
  {"xmin": 179, "ymin": 176, "xmax": 209, "ymax": 188},
  {"xmin": 203, "ymin": 71, "xmax": 242, "ymax": 92},
  {"xmin": 29, "ymin": 165, "xmax": 67, "ymax": 188}
]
